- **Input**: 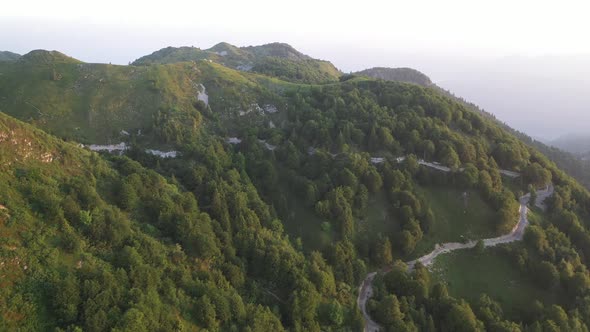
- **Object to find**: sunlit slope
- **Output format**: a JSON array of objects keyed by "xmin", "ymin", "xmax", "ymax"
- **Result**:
[
  {"xmin": 0, "ymin": 52, "xmax": 207, "ymax": 143},
  {"xmin": 133, "ymin": 42, "xmax": 342, "ymax": 83}
]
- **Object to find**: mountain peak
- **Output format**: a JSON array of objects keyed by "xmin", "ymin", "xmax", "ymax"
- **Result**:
[
  {"xmin": 207, "ymin": 42, "xmax": 244, "ymax": 57},
  {"xmin": 244, "ymin": 42, "xmax": 309, "ymax": 60},
  {"xmin": 132, "ymin": 42, "xmax": 339, "ymax": 83},
  {"xmin": 0, "ymin": 51, "xmax": 21, "ymax": 62},
  {"xmin": 19, "ymin": 50, "xmax": 82, "ymax": 64},
  {"xmin": 355, "ymin": 67, "xmax": 432, "ymax": 86}
]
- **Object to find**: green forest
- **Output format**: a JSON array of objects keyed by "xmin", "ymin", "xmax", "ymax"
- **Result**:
[{"xmin": 1, "ymin": 45, "xmax": 589, "ymax": 331}]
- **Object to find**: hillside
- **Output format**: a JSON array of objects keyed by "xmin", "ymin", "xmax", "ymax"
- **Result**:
[
  {"xmin": 18, "ymin": 50, "xmax": 82, "ymax": 64},
  {"xmin": 0, "ymin": 110, "xmax": 340, "ymax": 331},
  {"xmin": 0, "ymin": 52, "xmax": 213, "ymax": 144},
  {"xmin": 2, "ymin": 45, "xmax": 590, "ymax": 331},
  {"xmin": 354, "ymin": 67, "xmax": 432, "ymax": 86},
  {"xmin": 132, "ymin": 42, "xmax": 341, "ymax": 83},
  {"xmin": 0, "ymin": 51, "xmax": 21, "ymax": 62},
  {"xmin": 363, "ymin": 69, "xmax": 590, "ymax": 191}
]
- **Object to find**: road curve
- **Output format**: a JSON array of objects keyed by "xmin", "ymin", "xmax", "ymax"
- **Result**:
[{"xmin": 357, "ymin": 185, "xmax": 553, "ymax": 332}]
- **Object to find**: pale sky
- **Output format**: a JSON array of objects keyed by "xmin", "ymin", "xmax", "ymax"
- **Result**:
[
  {"xmin": 2, "ymin": 0, "xmax": 590, "ymax": 139},
  {"xmin": 2, "ymin": 0, "xmax": 590, "ymax": 67}
]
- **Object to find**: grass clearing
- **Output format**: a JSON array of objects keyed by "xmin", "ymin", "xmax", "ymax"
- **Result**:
[
  {"xmin": 277, "ymin": 184, "xmax": 334, "ymax": 252},
  {"xmin": 430, "ymin": 245, "xmax": 561, "ymax": 318},
  {"xmin": 413, "ymin": 186, "xmax": 497, "ymax": 257},
  {"xmin": 360, "ymin": 190, "xmax": 401, "ymax": 239}
]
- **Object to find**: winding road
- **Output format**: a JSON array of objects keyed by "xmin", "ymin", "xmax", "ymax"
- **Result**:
[{"xmin": 357, "ymin": 185, "xmax": 554, "ymax": 332}]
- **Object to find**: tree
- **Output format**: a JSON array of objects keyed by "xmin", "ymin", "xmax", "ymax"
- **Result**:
[
  {"xmin": 319, "ymin": 300, "xmax": 344, "ymax": 326},
  {"xmin": 524, "ymin": 225, "xmax": 548, "ymax": 253},
  {"xmin": 460, "ymin": 164, "xmax": 479, "ymax": 188},
  {"xmin": 377, "ymin": 295, "xmax": 404, "ymax": 326},
  {"xmin": 458, "ymin": 142, "xmax": 477, "ymax": 164},
  {"xmin": 53, "ymin": 274, "xmax": 80, "ymax": 324},
  {"xmin": 535, "ymin": 261, "xmax": 559, "ymax": 289},
  {"xmin": 196, "ymin": 295, "xmax": 217, "ymax": 328},
  {"xmin": 474, "ymin": 239, "xmax": 485, "ymax": 254},
  {"xmin": 443, "ymin": 301, "xmax": 480, "ymax": 332},
  {"xmin": 79, "ymin": 210, "xmax": 92, "ymax": 226},
  {"xmin": 479, "ymin": 170, "xmax": 494, "ymax": 196},
  {"xmin": 529, "ymin": 184, "xmax": 537, "ymax": 207},
  {"xmin": 524, "ymin": 163, "xmax": 552, "ymax": 188},
  {"xmin": 374, "ymin": 235, "xmax": 393, "ymax": 266},
  {"xmin": 420, "ymin": 208, "xmax": 435, "ymax": 234},
  {"xmin": 113, "ymin": 309, "xmax": 148, "ymax": 332},
  {"xmin": 404, "ymin": 154, "xmax": 420, "ymax": 175},
  {"xmin": 118, "ymin": 180, "xmax": 138, "ymax": 210},
  {"xmin": 496, "ymin": 204, "xmax": 518, "ymax": 233},
  {"xmin": 421, "ymin": 140, "xmax": 436, "ymax": 160},
  {"xmin": 440, "ymin": 144, "xmax": 460, "ymax": 169},
  {"xmin": 363, "ymin": 168, "xmax": 383, "ymax": 193},
  {"xmin": 399, "ymin": 230, "xmax": 416, "ymax": 255},
  {"xmin": 339, "ymin": 168, "xmax": 358, "ymax": 188}
]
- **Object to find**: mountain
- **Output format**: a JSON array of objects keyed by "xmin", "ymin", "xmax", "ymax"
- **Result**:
[
  {"xmin": 0, "ymin": 51, "xmax": 212, "ymax": 143},
  {"xmin": 0, "ymin": 51, "xmax": 21, "ymax": 62},
  {"xmin": 132, "ymin": 42, "xmax": 341, "ymax": 83},
  {"xmin": 354, "ymin": 67, "xmax": 432, "ymax": 86},
  {"xmin": 19, "ymin": 50, "xmax": 82, "ymax": 64},
  {"xmin": 548, "ymin": 133, "xmax": 590, "ymax": 154},
  {"xmin": 0, "ymin": 111, "xmax": 294, "ymax": 331},
  {"xmin": 363, "ymin": 68, "xmax": 590, "ymax": 191},
  {"xmin": 2, "ymin": 45, "xmax": 590, "ymax": 331}
]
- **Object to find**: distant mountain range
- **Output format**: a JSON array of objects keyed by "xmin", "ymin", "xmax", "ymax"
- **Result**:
[
  {"xmin": 546, "ymin": 134, "xmax": 590, "ymax": 155},
  {"xmin": 0, "ymin": 50, "xmax": 21, "ymax": 62}
]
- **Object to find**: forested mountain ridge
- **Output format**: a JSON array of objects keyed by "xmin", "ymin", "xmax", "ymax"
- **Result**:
[
  {"xmin": 436, "ymin": 86, "xmax": 590, "ymax": 191},
  {"xmin": 362, "ymin": 67, "xmax": 590, "ymax": 191},
  {"xmin": 354, "ymin": 67, "xmax": 432, "ymax": 86},
  {"xmin": 132, "ymin": 42, "xmax": 342, "ymax": 83},
  {"xmin": 0, "ymin": 51, "xmax": 21, "ymax": 62},
  {"xmin": 1, "ymin": 45, "xmax": 590, "ymax": 331},
  {"xmin": 0, "ymin": 52, "xmax": 214, "ymax": 144},
  {"xmin": 0, "ymin": 108, "xmax": 341, "ymax": 331}
]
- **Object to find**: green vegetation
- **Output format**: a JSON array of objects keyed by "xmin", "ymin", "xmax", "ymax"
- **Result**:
[
  {"xmin": 2, "ymin": 44, "xmax": 590, "ymax": 331},
  {"xmin": 413, "ymin": 186, "xmax": 496, "ymax": 256},
  {"xmin": 0, "ymin": 57, "xmax": 205, "ymax": 144},
  {"xmin": 0, "ymin": 51, "xmax": 21, "ymax": 62},
  {"xmin": 133, "ymin": 42, "xmax": 341, "ymax": 83},
  {"xmin": 431, "ymin": 246, "xmax": 560, "ymax": 317},
  {"xmin": 19, "ymin": 50, "xmax": 81, "ymax": 64},
  {"xmin": 0, "ymin": 112, "xmax": 362, "ymax": 331},
  {"xmin": 354, "ymin": 67, "xmax": 432, "ymax": 86},
  {"xmin": 275, "ymin": 179, "xmax": 334, "ymax": 252}
]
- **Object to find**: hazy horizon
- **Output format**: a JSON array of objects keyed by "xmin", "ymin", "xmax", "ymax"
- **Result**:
[{"xmin": 3, "ymin": 0, "xmax": 590, "ymax": 140}]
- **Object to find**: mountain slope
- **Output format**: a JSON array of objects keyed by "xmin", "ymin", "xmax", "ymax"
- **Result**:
[
  {"xmin": 2, "ymin": 45, "xmax": 590, "ymax": 331},
  {"xmin": 133, "ymin": 42, "xmax": 341, "ymax": 83},
  {"xmin": 0, "ymin": 51, "xmax": 21, "ymax": 62},
  {"xmin": 18, "ymin": 50, "xmax": 81, "ymax": 64},
  {"xmin": 0, "ymin": 111, "xmax": 338, "ymax": 331},
  {"xmin": 361, "ymin": 67, "xmax": 590, "ymax": 191},
  {"xmin": 0, "ymin": 52, "xmax": 207, "ymax": 144},
  {"xmin": 354, "ymin": 67, "xmax": 432, "ymax": 86}
]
